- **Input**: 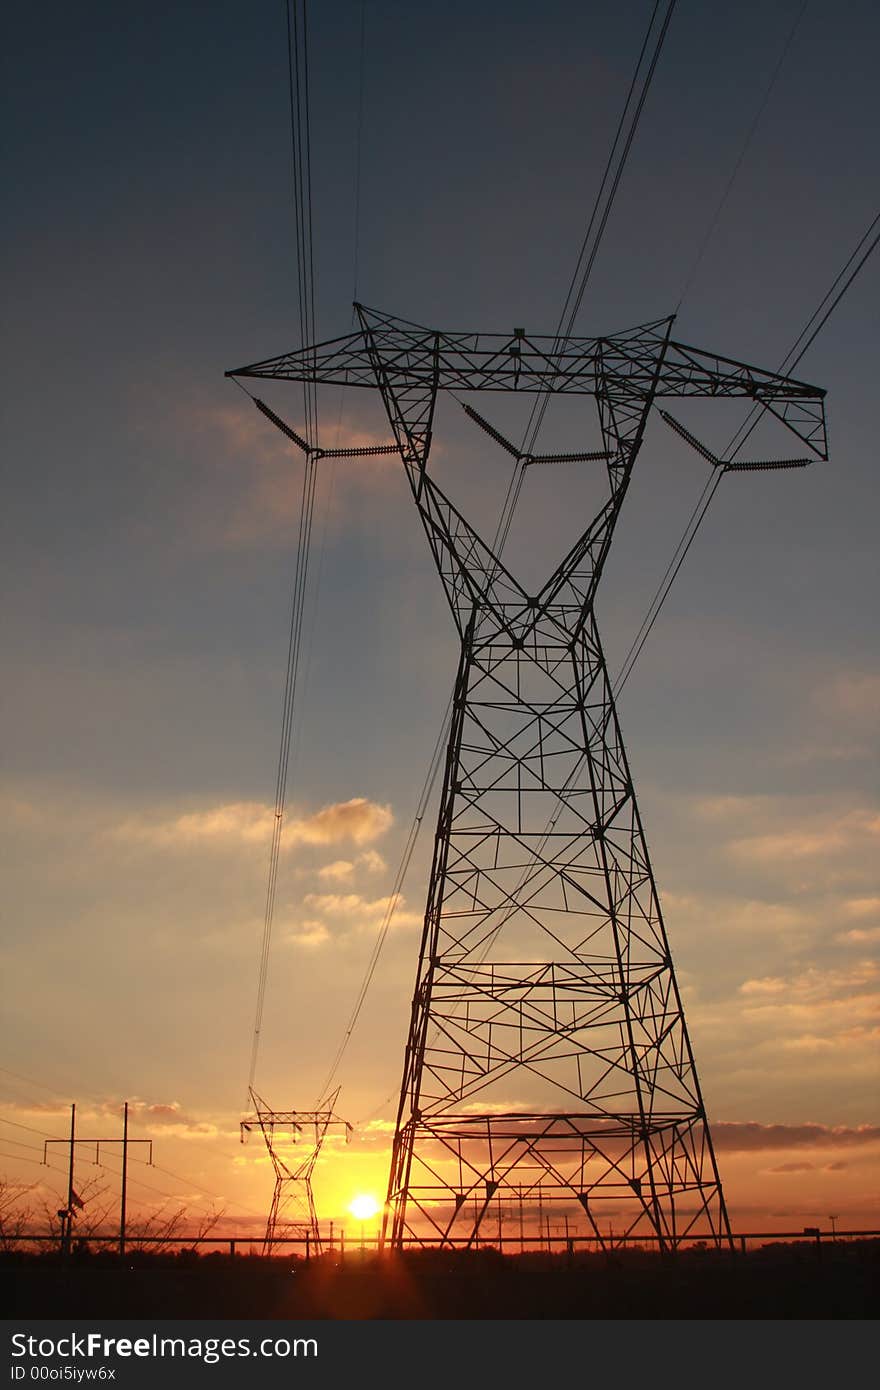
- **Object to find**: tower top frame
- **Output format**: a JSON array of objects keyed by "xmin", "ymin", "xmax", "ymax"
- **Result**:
[{"xmin": 227, "ymin": 303, "xmax": 827, "ymax": 462}]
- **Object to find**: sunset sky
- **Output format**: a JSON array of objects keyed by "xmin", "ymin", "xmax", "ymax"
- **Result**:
[{"xmin": 2, "ymin": 0, "xmax": 878, "ymax": 1242}]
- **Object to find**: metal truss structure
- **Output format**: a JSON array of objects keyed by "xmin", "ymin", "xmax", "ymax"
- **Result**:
[
  {"xmin": 228, "ymin": 305, "xmax": 827, "ymax": 1252},
  {"xmin": 240, "ymin": 1087, "xmax": 350, "ymax": 1253}
]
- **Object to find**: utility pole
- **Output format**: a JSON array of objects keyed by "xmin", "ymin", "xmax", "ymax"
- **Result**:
[
  {"xmin": 229, "ymin": 307, "xmax": 827, "ymax": 1254},
  {"xmin": 63, "ymin": 1103, "xmax": 75, "ymax": 1257},
  {"xmin": 44, "ymin": 1101, "xmax": 153, "ymax": 1257},
  {"xmin": 120, "ymin": 1101, "xmax": 129, "ymax": 1256}
]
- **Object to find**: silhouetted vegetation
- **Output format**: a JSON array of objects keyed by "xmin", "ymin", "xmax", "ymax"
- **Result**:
[{"xmin": 4, "ymin": 1239, "xmax": 878, "ymax": 1319}]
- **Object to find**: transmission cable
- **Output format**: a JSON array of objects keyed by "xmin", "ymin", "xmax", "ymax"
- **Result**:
[
  {"xmin": 247, "ymin": 0, "xmax": 321, "ymax": 1097},
  {"xmin": 675, "ymin": 0, "xmax": 808, "ymax": 312},
  {"xmin": 496, "ymin": 0, "xmax": 678, "ymax": 558},
  {"xmin": 314, "ymin": 712, "xmax": 449, "ymax": 1105},
  {"xmin": 312, "ymin": 0, "xmax": 680, "ymax": 1113},
  {"xmin": 409, "ymin": 204, "xmax": 880, "ymax": 1048},
  {"xmin": 351, "ymin": 0, "xmax": 366, "ymax": 315},
  {"xmin": 413, "ymin": 0, "xmax": 680, "ymax": 979},
  {"xmin": 321, "ymin": 1, "xmax": 865, "ymax": 1121},
  {"xmin": 614, "ymin": 205, "xmax": 880, "ymax": 696}
]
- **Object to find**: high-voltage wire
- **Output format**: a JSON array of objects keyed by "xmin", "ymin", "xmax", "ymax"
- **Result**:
[
  {"xmin": 351, "ymin": 0, "xmax": 366, "ymax": 314},
  {"xmin": 247, "ymin": 0, "xmax": 320, "ymax": 1096},
  {"xmin": 314, "ymin": 712, "xmax": 449, "ymax": 1107},
  {"xmin": 496, "ymin": 0, "xmax": 677, "ymax": 557},
  {"xmin": 675, "ymin": 0, "xmax": 808, "ymax": 312},
  {"xmin": 228, "ymin": 304, "xmax": 828, "ymax": 1251},
  {"xmin": 382, "ymin": 188, "xmax": 878, "ymax": 1069},
  {"xmin": 614, "ymin": 205, "xmax": 880, "ymax": 696},
  {"xmin": 309, "ymin": 1, "xmax": 680, "ymax": 1111}
]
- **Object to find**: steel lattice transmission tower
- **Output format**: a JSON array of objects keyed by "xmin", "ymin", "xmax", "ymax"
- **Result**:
[
  {"xmin": 228, "ymin": 305, "xmax": 827, "ymax": 1252},
  {"xmin": 241, "ymin": 1087, "xmax": 351, "ymax": 1253}
]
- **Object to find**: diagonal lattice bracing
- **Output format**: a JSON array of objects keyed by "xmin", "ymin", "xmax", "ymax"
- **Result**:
[
  {"xmin": 228, "ymin": 307, "xmax": 827, "ymax": 1251},
  {"xmin": 241, "ymin": 1088, "xmax": 350, "ymax": 1253}
]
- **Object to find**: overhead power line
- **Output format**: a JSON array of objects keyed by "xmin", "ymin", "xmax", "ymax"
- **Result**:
[
  {"xmin": 246, "ymin": 0, "xmax": 321, "ymax": 1097},
  {"xmin": 0, "ymin": 1113, "xmax": 61, "ymax": 1139},
  {"xmin": 350, "ymin": 193, "xmax": 879, "ymax": 1136},
  {"xmin": 352, "ymin": 0, "xmax": 367, "ymax": 312},
  {"xmin": 495, "ymin": 0, "xmax": 678, "ymax": 556},
  {"xmin": 314, "ymin": 711, "xmax": 449, "ymax": 1105},
  {"xmin": 311, "ymin": 1, "xmax": 680, "ymax": 1113},
  {"xmin": 614, "ymin": 205, "xmax": 880, "ymax": 696},
  {"xmin": 675, "ymin": 0, "xmax": 808, "ymax": 312}
]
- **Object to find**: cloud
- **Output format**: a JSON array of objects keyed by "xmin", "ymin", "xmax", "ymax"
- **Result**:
[
  {"xmin": 361, "ymin": 1118, "xmax": 395, "ymax": 1135},
  {"xmin": 738, "ymin": 959, "xmax": 878, "ymax": 1009},
  {"xmin": 287, "ymin": 799, "xmax": 393, "ymax": 847},
  {"xmin": 682, "ymin": 953, "xmax": 879, "ymax": 1103},
  {"xmin": 690, "ymin": 793, "xmax": 880, "ymax": 897},
  {"xmin": 735, "ymin": 960, "xmax": 880, "ymax": 1056},
  {"xmin": 180, "ymin": 399, "xmax": 400, "ymax": 548},
  {"xmin": 2, "ymin": 1097, "xmax": 222, "ymax": 1142},
  {"xmin": 727, "ymin": 808, "xmax": 880, "ymax": 865},
  {"xmin": 300, "ymin": 891, "xmax": 422, "ymax": 936},
  {"xmin": 117, "ymin": 1099, "xmax": 220, "ymax": 1139},
  {"xmin": 200, "ymin": 401, "xmax": 397, "ymax": 472},
  {"xmin": 286, "ymin": 921, "xmax": 331, "ymax": 948},
  {"xmin": 113, "ymin": 797, "xmax": 392, "ymax": 852},
  {"xmin": 712, "ymin": 1122, "xmax": 880, "ymax": 1153},
  {"xmin": 695, "ymin": 795, "xmax": 768, "ymax": 822},
  {"xmin": 318, "ymin": 860, "xmax": 356, "ymax": 882},
  {"xmin": 668, "ymin": 892, "xmax": 810, "ymax": 937},
  {"xmin": 356, "ymin": 850, "xmax": 386, "ymax": 874},
  {"xmin": 739, "ymin": 977, "xmax": 787, "ymax": 997},
  {"xmin": 114, "ymin": 801, "xmax": 274, "ymax": 847},
  {"xmin": 316, "ymin": 851, "xmax": 386, "ymax": 882},
  {"xmin": 765, "ymin": 670, "xmax": 880, "ymax": 768},
  {"xmin": 137, "ymin": 1102, "xmax": 183, "ymax": 1121},
  {"xmin": 838, "ymin": 926, "xmax": 880, "ymax": 945},
  {"xmin": 843, "ymin": 897, "xmax": 880, "ymax": 919},
  {"xmin": 812, "ymin": 671, "xmax": 880, "ymax": 726}
]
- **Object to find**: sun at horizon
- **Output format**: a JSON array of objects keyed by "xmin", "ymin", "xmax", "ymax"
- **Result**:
[{"xmin": 348, "ymin": 1193, "xmax": 381, "ymax": 1222}]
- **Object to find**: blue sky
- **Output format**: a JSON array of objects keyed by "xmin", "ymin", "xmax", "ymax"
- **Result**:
[{"xmin": 2, "ymin": 0, "xmax": 878, "ymax": 1233}]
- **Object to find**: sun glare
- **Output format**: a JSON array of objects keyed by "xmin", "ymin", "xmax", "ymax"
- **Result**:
[{"xmin": 348, "ymin": 1193, "xmax": 380, "ymax": 1221}]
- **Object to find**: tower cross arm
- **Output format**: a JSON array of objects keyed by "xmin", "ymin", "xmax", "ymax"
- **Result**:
[
  {"xmin": 226, "ymin": 328, "xmax": 378, "ymax": 389},
  {"xmin": 226, "ymin": 308, "xmax": 827, "ymax": 458},
  {"xmin": 657, "ymin": 338, "xmax": 827, "ymax": 458}
]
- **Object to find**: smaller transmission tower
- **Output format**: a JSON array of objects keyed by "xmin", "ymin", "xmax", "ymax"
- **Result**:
[{"xmin": 241, "ymin": 1087, "xmax": 351, "ymax": 1253}]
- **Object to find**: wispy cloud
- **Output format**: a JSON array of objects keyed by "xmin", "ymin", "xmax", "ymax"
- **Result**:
[
  {"xmin": 812, "ymin": 671, "xmax": 880, "ymax": 726},
  {"xmin": 301, "ymin": 890, "xmax": 421, "ymax": 935},
  {"xmin": 713, "ymin": 1122, "xmax": 880, "ymax": 1153},
  {"xmin": 733, "ymin": 960, "xmax": 880, "ymax": 1063},
  {"xmin": 178, "ymin": 397, "xmax": 400, "ymax": 548},
  {"xmin": 1, "ymin": 1097, "xmax": 224, "ymax": 1142},
  {"xmin": 690, "ymin": 791, "xmax": 880, "ymax": 896},
  {"xmin": 727, "ymin": 807, "xmax": 880, "ymax": 866},
  {"xmin": 112, "ymin": 796, "xmax": 393, "ymax": 852},
  {"xmin": 663, "ymin": 889, "xmax": 810, "ymax": 938},
  {"xmin": 286, "ymin": 921, "xmax": 331, "ymax": 948},
  {"xmin": 316, "ymin": 850, "xmax": 387, "ymax": 882},
  {"xmin": 839, "ymin": 900, "xmax": 878, "ymax": 945},
  {"xmin": 838, "ymin": 925, "xmax": 880, "ymax": 945}
]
